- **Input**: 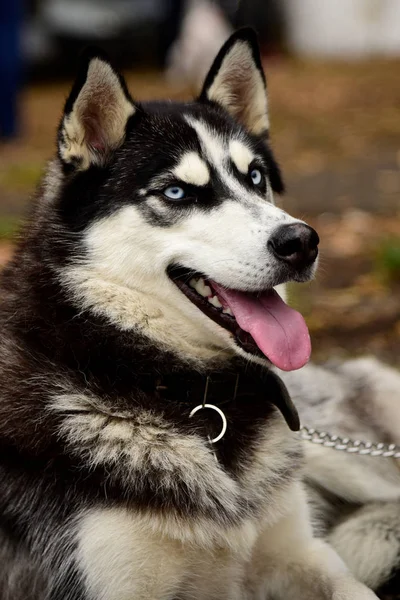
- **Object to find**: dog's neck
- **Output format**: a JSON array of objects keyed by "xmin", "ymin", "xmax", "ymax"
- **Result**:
[
  {"xmin": 61, "ymin": 264, "xmax": 242, "ymax": 366},
  {"xmin": 140, "ymin": 365, "xmax": 300, "ymax": 432},
  {"xmin": 4, "ymin": 232, "xmax": 274, "ymax": 393},
  {"xmin": 3, "ymin": 257, "xmax": 232, "ymax": 384}
]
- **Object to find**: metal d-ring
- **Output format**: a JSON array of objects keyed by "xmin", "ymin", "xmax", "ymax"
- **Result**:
[{"xmin": 189, "ymin": 403, "xmax": 228, "ymax": 444}]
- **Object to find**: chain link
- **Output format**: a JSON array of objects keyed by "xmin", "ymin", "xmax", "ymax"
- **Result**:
[{"xmin": 300, "ymin": 426, "xmax": 400, "ymax": 459}]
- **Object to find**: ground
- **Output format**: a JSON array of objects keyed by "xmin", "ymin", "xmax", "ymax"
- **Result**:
[{"xmin": 0, "ymin": 59, "xmax": 399, "ymax": 598}]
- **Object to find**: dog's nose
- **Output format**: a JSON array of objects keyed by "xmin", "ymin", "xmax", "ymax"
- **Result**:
[{"xmin": 268, "ymin": 223, "xmax": 319, "ymax": 269}]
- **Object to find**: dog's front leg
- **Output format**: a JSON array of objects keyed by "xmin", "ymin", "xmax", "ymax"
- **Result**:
[
  {"xmin": 77, "ymin": 507, "xmax": 186, "ymax": 600},
  {"xmin": 248, "ymin": 482, "xmax": 378, "ymax": 600}
]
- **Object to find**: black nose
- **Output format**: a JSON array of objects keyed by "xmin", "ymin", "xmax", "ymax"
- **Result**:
[{"xmin": 268, "ymin": 223, "xmax": 319, "ymax": 269}]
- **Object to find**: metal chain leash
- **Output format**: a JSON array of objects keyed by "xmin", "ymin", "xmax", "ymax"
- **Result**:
[
  {"xmin": 300, "ymin": 426, "xmax": 400, "ymax": 459},
  {"xmin": 187, "ymin": 375, "xmax": 400, "ymax": 459}
]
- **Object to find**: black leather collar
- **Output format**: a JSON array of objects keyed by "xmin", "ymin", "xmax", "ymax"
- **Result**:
[{"xmin": 139, "ymin": 363, "xmax": 300, "ymax": 432}]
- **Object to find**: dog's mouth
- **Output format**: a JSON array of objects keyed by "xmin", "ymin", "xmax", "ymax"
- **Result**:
[{"xmin": 168, "ymin": 267, "xmax": 311, "ymax": 371}]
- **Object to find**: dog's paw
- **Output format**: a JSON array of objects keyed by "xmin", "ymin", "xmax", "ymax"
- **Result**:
[{"xmin": 332, "ymin": 581, "xmax": 379, "ymax": 600}]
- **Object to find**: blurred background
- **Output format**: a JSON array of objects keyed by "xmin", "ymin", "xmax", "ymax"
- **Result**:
[{"xmin": 0, "ymin": 0, "xmax": 400, "ymax": 368}]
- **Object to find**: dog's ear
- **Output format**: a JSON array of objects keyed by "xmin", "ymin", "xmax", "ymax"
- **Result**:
[
  {"xmin": 58, "ymin": 49, "xmax": 135, "ymax": 171},
  {"xmin": 199, "ymin": 28, "xmax": 269, "ymax": 137}
]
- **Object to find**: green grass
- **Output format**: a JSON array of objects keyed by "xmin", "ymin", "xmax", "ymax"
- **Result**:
[
  {"xmin": 0, "ymin": 216, "xmax": 21, "ymax": 239},
  {"xmin": 0, "ymin": 163, "xmax": 42, "ymax": 193},
  {"xmin": 375, "ymin": 237, "xmax": 400, "ymax": 283}
]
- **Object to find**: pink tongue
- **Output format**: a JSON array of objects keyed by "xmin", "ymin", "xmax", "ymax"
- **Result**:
[{"xmin": 212, "ymin": 284, "xmax": 311, "ymax": 371}]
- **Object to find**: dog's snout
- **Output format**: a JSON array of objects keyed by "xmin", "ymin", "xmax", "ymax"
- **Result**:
[{"xmin": 268, "ymin": 223, "xmax": 319, "ymax": 269}]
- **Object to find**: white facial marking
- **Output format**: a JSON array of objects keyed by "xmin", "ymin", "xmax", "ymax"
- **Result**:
[
  {"xmin": 173, "ymin": 151, "xmax": 210, "ymax": 186},
  {"xmin": 185, "ymin": 117, "xmax": 256, "ymax": 203},
  {"xmin": 229, "ymin": 140, "xmax": 255, "ymax": 174},
  {"xmin": 145, "ymin": 195, "xmax": 171, "ymax": 215},
  {"xmin": 185, "ymin": 117, "xmax": 225, "ymax": 166}
]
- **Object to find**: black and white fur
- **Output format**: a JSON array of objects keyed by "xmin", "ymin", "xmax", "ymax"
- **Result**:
[{"xmin": 0, "ymin": 29, "xmax": 385, "ymax": 599}]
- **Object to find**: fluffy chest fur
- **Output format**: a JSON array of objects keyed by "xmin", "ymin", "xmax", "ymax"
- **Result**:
[{"xmin": 53, "ymin": 390, "xmax": 302, "ymax": 534}]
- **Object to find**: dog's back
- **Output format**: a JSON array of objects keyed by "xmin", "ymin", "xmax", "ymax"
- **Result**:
[{"xmin": 282, "ymin": 358, "xmax": 400, "ymax": 592}]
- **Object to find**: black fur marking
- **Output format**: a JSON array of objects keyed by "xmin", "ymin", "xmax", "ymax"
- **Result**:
[
  {"xmin": 253, "ymin": 136, "xmax": 285, "ymax": 194},
  {"xmin": 377, "ymin": 568, "xmax": 400, "ymax": 598}
]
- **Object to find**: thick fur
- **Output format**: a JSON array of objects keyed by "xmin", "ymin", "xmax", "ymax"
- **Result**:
[
  {"xmin": 282, "ymin": 358, "xmax": 400, "ymax": 593},
  {"xmin": 0, "ymin": 29, "xmax": 384, "ymax": 599}
]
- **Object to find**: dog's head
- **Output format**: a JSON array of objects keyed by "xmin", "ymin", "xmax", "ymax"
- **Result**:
[{"xmin": 54, "ymin": 29, "xmax": 318, "ymax": 370}]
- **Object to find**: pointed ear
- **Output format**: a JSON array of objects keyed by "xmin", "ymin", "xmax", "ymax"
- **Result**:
[
  {"xmin": 58, "ymin": 50, "xmax": 135, "ymax": 170},
  {"xmin": 199, "ymin": 28, "xmax": 269, "ymax": 137}
]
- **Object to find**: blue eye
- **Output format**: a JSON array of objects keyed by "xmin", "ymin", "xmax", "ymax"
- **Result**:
[
  {"xmin": 250, "ymin": 168, "xmax": 263, "ymax": 186},
  {"xmin": 164, "ymin": 186, "xmax": 186, "ymax": 200}
]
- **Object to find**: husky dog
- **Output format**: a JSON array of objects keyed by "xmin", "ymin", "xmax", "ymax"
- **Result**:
[{"xmin": 0, "ymin": 29, "xmax": 379, "ymax": 599}]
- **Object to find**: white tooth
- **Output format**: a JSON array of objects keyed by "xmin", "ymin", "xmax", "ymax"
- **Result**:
[
  {"xmin": 223, "ymin": 307, "xmax": 234, "ymax": 316},
  {"xmin": 208, "ymin": 295, "xmax": 222, "ymax": 308},
  {"xmin": 193, "ymin": 280, "xmax": 202, "ymax": 294},
  {"xmin": 194, "ymin": 278, "xmax": 211, "ymax": 297},
  {"xmin": 189, "ymin": 278, "xmax": 198, "ymax": 289}
]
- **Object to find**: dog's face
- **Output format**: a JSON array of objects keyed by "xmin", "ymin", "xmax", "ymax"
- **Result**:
[{"xmin": 56, "ymin": 30, "xmax": 318, "ymax": 370}]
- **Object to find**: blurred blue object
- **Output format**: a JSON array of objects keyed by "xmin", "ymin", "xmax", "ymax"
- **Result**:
[{"xmin": 0, "ymin": 0, "xmax": 21, "ymax": 139}]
